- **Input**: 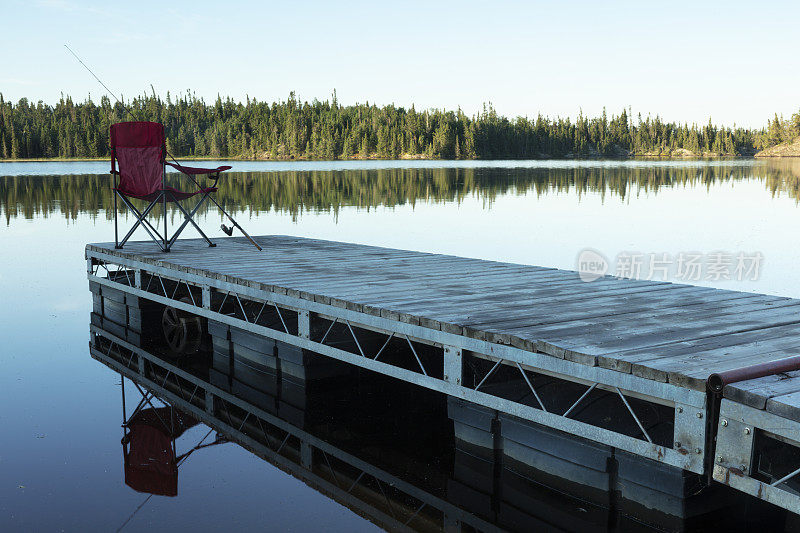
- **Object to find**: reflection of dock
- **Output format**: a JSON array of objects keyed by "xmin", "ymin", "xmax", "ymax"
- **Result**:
[
  {"xmin": 90, "ymin": 325, "xmax": 491, "ymax": 532},
  {"xmin": 90, "ymin": 323, "xmax": 756, "ymax": 531},
  {"xmin": 86, "ymin": 235, "xmax": 800, "ymax": 518}
]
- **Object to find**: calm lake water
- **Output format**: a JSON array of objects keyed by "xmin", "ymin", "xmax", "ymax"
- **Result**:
[{"xmin": 2, "ymin": 158, "xmax": 800, "ymax": 531}]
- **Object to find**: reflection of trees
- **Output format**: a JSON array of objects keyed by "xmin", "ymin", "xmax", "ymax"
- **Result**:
[
  {"xmin": 2, "ymin": 162, "xmax": 799, "ymax": 225},
  {"xmin": 761, "ymin": 159, "xmax": 800, "ymax": 200}
]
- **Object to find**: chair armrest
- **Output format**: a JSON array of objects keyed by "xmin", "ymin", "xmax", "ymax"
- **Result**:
[{"xmin": 166, "ymin": 161, "xmax": 232, "ymax": 175}]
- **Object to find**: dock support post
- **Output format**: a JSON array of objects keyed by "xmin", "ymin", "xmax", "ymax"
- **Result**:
[
  {"xmin": 300, "ymin": 441, "xmax": 313, "ymax": 468},
  {"xmin": 202, "ymin": 286, "xmax": 211, "ymax": 310},
  {"xmin": 443, "ymin": 346, "xmax": 462, "ymax": 386},
  {"xmin": 443, "ymin": 513, "xmax": 460, "ymax": 533},
  {"xmin": 205, "ymin": 390, "xmax": 214, "ymax": 415},
  {"xmin": 715, "ymin": 410, "xmax": 756, "ymax": 476},
  {"xmin": 298, "ymin": 310, "xmax": 310, "ymax": 340},
  {"xmin": 134, "ymin": 269, "xmax": 142, "ymax": 289}
]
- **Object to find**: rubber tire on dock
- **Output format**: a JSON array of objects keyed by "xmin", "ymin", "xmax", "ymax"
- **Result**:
[{"xmin": 162, "ymin": 296, "xmax": 204, "ymax": 355}]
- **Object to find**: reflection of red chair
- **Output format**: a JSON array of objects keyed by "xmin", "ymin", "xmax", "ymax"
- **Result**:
[
  {"xmin": 122, "ymin": 406, "xmax": 197, "ymax": 497},
  {"xmin": 110, "ymin": 121, "xmax": 231, "ymax": 252}
]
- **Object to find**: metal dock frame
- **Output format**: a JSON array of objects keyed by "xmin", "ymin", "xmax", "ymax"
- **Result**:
[
  {"xmin": 86, "ymin": 249, "xmax": 709, "ymax": 474},
  {"xmin": 713, "ymin": 398, "xmax": 800, "ymax": 512}
]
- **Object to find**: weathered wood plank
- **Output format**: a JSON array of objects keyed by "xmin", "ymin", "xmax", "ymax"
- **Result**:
[
  {"xmin": 599, "ymin": 322, "xmax": 800, "ymax": 373},
  {"xmin": 513, "ymin": 301, "xmax": 800, "ymax": 360},
  {"xmin": 644, "ymin": 343, "xmax": 800, "ymax": 389},
  {"xmin": 724, "ymin": 371, "xmax": 800, "ymax": 409},
  {"xmin": 766, "ymin": 390, "xmax": 800, "ymax": 423}
]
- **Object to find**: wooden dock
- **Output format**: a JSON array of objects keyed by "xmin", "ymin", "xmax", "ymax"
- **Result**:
[{"xmin": 85, "ymin": 235, "xmax": 800, "ymax": 514}]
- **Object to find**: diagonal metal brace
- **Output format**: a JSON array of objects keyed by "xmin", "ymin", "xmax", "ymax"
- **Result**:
[
  {"xmin": 373, "ymin": 332, "xmax": 395, "ymax": 361},
  {"xmin": 319, "ymin": 318, "xmax": 338, "ymax": 344},
  {"xmin": 772, "ymin": 465, "xmax": 800, "ymax": 487},
  {"xmin": 515, "ymin": 362, "xmax": 547, "ymax": 412},
  {"xmin": 272, "ymin": 302, "xmax": 289, "ymax": 333},
  {"xmin": 476, "ymin": 358, "xmax": 503, "ymax": 391},
  {"xmin": 404, "ymin": 335, "xmax": 427, "ymax": 376},
  {"xmin": 563, "ymin": 382, "xmax": 598, "ymax": 418},
  {"xmin": 345, "ymin": 321, "xmax": 365, "ymax": 357},
  {"xmin": 615, "ymin": 387, "xmax": 653, "ymax": 443},
  {"xmin": 235, "ymin": 293, "xmax": 249, "ymax": 323}
]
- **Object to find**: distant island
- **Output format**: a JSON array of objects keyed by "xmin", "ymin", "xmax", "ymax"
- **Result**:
[{"xmin": 0, "ymin": 91, "xmax": 798, "ymax": 161}]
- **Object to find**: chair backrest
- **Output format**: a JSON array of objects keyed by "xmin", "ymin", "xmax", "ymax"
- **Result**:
[
  {"xmin": 110, "ymin": 121, "xmax": 165, "ymax": 197},
  {"xmin": 124, "ymin": 421, "xmax": 178, "ymax": 496}
]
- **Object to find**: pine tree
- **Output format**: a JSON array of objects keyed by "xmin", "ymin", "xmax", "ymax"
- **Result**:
[{"xmin": 10, "ymin": 123, "xmax": 19, "ymax": 159}]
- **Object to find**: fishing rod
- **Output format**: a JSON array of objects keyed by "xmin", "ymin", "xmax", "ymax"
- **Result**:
[{"xmin": 64, "ymin": 44, "xmax": 263, "ymax": 252}]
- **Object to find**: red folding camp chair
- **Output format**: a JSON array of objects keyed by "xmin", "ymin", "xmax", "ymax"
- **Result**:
[{"xmin": 110, "ymin": 121, "xmax": 231, "ymax": 252}]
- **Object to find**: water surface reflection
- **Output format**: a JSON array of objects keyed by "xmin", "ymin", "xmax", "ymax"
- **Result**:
[
  {"xmin": 5, "ymin": 159, "xmax": 800, "ymax": 531},
  {"xmin": 4, "ymin": 159, "xmax": 800, "ymax": 224}
]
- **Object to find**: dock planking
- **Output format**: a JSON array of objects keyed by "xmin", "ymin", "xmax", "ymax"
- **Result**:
[
  {"xmin": 724, "ymin": 370, "xmax": 800, "ymax": 412},
  {"xmin": 87, "ymin": 235, "xmax": 800, "ymax": 394}
]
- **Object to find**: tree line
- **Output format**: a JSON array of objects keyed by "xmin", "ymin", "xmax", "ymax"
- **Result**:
[{"xmin": 0, "ymin": 91, "xmax": 798, "ymax": 160}]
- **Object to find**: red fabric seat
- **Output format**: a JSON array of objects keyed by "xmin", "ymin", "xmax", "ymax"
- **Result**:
[{"xmin": 114, "ymin": 185, "xmax": 218, "ymax": 202}]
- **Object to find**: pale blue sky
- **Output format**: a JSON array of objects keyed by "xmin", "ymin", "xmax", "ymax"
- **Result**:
[{"xmin": 2, "ymin": 0, "xmax": 798, "ymax": 128}]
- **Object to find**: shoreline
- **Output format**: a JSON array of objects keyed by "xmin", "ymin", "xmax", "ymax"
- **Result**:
[{"xmin": 0, "ymin": 154, "xmax": 788, "ymax": 163}]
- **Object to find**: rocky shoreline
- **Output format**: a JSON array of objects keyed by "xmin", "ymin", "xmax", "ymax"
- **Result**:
[{"xmin": 754, "ymin": 139, "xmax": 800, "ymax": 158}]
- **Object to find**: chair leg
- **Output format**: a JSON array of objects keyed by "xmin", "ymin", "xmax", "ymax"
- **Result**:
[
  {"xmin": 117, "ymin": 193, "xmax": 166, "ymax": 251},
  {"xmin": 118, "ymin": 195, "xmax": 164, "ymax": 247},
  {"xmin": 163, "ymin": 190, "xmax": 169, "ymax": 252},
  {"xmin": 168, "ymin": 192, "xmax": 216, "ymax": 249},
  {"xmin": 114, "ymin": 186, "xmax": 120, "ymax": 248}
]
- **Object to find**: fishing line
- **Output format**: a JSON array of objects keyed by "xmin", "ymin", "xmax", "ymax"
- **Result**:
[{"xmin": 64, "ymin": 44, "xmax": 123, "ymax": 106}]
